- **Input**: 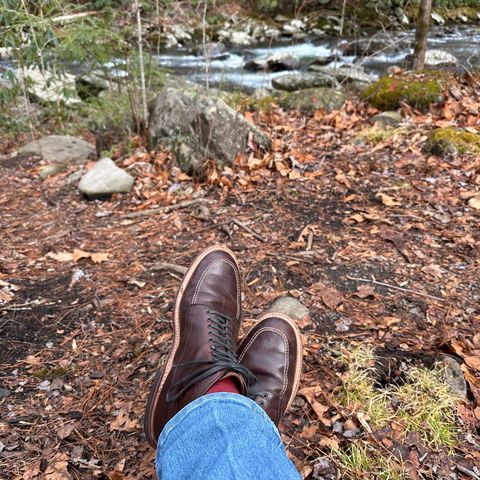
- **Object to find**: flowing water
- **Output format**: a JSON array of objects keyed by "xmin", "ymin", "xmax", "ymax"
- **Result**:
[{"xmin": 153, "ymin": 25, "xmax": 480, "ymax": 91}]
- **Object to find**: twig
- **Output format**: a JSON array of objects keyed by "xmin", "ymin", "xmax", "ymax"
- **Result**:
[
  {"xmin": 150, "ymin": 262, "xmax": 187, "ymax": 276},
  {"xmin": 232, "ymin": 219, "xmax": 266, "ymax": 242},
  {"xmin": 346, "ymin": 276, "xmax": 445, "ymax": 302},
  {"xmin": 121, "ymin": 198, "xmax": 213, "ymax": 219},
  {"xmin": 456, "ymin": 465, "xmax": 480, "ymax": 480},
  {"xmin": 306, "ymin": 231, "xmax": 314, "ymax": 251},
  {"xmin": 51, "ymin": 11, "xmax": 101, "ymax": 23}
]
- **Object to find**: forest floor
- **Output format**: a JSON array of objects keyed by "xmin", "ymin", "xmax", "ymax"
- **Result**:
[{"xmin": 1, "ymin": 74, "xmax": 480, "ymax": 480}]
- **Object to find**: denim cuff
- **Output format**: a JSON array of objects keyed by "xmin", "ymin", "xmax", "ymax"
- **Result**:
[{"xmin": 157, "ymin": 392, "xmax": 281, "ymax": 450}]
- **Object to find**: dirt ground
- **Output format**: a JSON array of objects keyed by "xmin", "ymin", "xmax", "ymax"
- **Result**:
[{"xmin": 1, "ymin": 78, "xmax": 480, "ymax": 479}]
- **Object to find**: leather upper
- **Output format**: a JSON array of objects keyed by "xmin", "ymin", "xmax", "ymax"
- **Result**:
[{"xmin": 237, "ymin": 314, "xmax": 302, "ymax": 425}]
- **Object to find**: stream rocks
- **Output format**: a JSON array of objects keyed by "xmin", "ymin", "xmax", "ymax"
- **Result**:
[
  {"xmin": 78, "ymin": 158, "xmax": 134, "ymax": 197},
  {"xmin": 148, "ymin": 87, "xmax": 271, "ymax": 175},
  {"xmin": 424, "ymin": 49, "xmax": 459, "ymax": 67},
  {"xmin": 309, "ymin": 65, "xmax": 373, "ymax": 85},
  {"xmin": 279, "ymin": 88, "xmax": 346, "ymax": 113},
  {"xmin": 272, "ymin": 72, "xmax": 339, "ymax": 91},
  {"xmin": 19, "ymin": 135, "xmax": 96, "ymax": 165},
  {"xmin": 20, "ymin": 67, "xmax": 81, "ymax": 106},
  {"xmin": 244, "ymin": 52, "xmax": 300, "ymax": 72}
]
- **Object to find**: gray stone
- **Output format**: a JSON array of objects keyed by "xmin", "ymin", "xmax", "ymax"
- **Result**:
[
  {"xmin": 244, "ymin": 52, "xmax": 300, "ymax": 72},
  {"xmin": 0, "ymin": 47, "xmax": 13, "ymax": 60},
  {"xmin": 192, "ymin": 42, "xmax": 228, "ymax": 60},
  {"xmin": 431, "ymin": 11, "xmax": 445, "ymax": 25},
  {"xmin": 395, "ymin": 7, "xmax": 410, "ymax": 25},
  {"xmin": 226, "ymin": 32, "xmax": 255, "ymax": 47},
  {"xmin": 148, "ymin": 87, "xmax": 271, "ymax": 175},
  {"xmin": 279, "ymin": 88, "xmax": 346, "ymax": 113},
  {"xmin": 39, "ymin": 164, "xmax": 68, "ymax": 179},
  {"xmin": 252, "ymin": 88, "xmax": 272, "ymax": 100},
  {"xmin": 267, "ymin": 296, "xmax": 310, "ymax": 321},
  {"xmin": 438, "ymin": 355, "xmax": 467, "ymax": 398},
  {"xmin": 75, "ymin": 71, "xmax": 110, "ymax": 99},
  {"xmin": 309, "ymin": 65, "xmax": 373, "ymax": 84},
  {"xmin": 19, "ymin": 135, "xmax": 96, "ymax": 165},
  {"xmin": 79, "ymin": 158, "xmax": 135, "ymax": 197},
  {"xmin": 0, "ymin": 387, "xmax": 11, "ymax": 398},
  {"xmin": 371, "ymin": 111, "xmax": 402, "ymax": 128},
  {"xmin": 424, "ymin": 49, "xmax": 458, "ymax": 66},
  {"xmin": 272, "ymin": 72, "xmax": 338, "ymax": 91},
  {"xmin": 20, "ymin": 67, "xmax": 81, "ymax": 106}
]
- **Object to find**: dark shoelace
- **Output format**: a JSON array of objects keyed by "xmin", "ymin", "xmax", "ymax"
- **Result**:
[{"xmin": 166, "ymin": 309, "xmax": 256, "ymax": 402}]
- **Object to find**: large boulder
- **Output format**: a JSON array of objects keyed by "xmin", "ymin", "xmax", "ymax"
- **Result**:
[
  {"xmin": 272, "ymin": 72, "xmax": 338, "ymax": 91},
  {"xmin": 19, "ymin": 135, "xmax": 96, "ymax": 165},
  {"xmin": 362, "ymin": 75, "xmax": 443, "ymax": 111},
  {"xmin": 20, "ymin": 67, "xmax": 81, "ymax": 106},
  {"xmin": 279, "ymin": 88, "xmax": 346, "ymax": 113},
  {"xmin": 148, "ymin": 87, "xmax": 271, "ymax": 175},
  {"xmin": 79, "ymin": 158, "xmax": 134, "ymax": 197}
]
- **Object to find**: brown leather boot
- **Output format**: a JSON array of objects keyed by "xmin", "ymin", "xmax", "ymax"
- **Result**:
[
  {"xmin": 237, "ymin": 313, "xmax": 303, "ymax": 425},
  {"xmin": 144, "ymin": 245, "xmax": 254, "ymax": 447}
]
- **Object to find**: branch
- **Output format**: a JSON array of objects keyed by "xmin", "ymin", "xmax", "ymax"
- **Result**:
[{"xmin": 121, "ymin": 198, "xmax": 214, "ymax": 219}]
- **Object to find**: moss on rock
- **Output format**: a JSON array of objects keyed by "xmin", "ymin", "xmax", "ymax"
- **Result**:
[
  {"xmin": 426, "ymin": 127, "xmax": 480, "ymax": 155},
  {"xmin": 362, "ymin": 75, "xmax": 444, "ymax": 111}
]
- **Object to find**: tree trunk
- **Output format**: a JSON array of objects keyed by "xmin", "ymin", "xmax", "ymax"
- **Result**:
[{"xmin": 412, "ymin": 0, "xmax": 433, "ymax": 70}]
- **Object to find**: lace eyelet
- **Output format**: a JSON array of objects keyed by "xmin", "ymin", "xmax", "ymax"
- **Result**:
[{"xmin": 263, "ymin": 393, "xmax": 268, "ymax": 398}]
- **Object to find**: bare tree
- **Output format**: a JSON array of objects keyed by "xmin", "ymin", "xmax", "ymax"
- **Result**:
[{"xmin": 412, "ymin": 0, "xmax": 432, "ymax": 70}]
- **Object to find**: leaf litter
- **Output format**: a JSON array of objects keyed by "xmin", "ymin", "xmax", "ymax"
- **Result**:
[{"xmin": 1, "ymin": 72, "xmax": 479, "ymax": 479}]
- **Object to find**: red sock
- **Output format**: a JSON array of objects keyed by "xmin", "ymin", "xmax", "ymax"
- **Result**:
[{"xmin": 206, "ymin": 377, "xmax": 240, "ymax": 395}]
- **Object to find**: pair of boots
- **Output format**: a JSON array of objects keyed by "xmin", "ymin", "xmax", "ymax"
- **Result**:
[{"xmin": 144, "ymin": 245, "xmax": 304, "ymax": 447}]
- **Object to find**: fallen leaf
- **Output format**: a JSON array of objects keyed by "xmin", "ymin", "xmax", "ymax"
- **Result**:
[
  {"xmin": 44, "ymin": 452, "xmax": 70, "ymax": 480},
  {"xmin": 56, "ymin": 422, "xmax": 75, "ymax": 440},
  {"xmin": 299, "ymin": 424, "xmax": 318, "ymax": 439},
  {"xmin": 90, "ymin": 252, "xmax": 109, "ymax": 263},
  {"xmin": 468, "ymin": 195, "xmax": 480, "ymax": 210},
  {"xmin": 47, "ymin": 251, "xmax": 74, "ymax": 262},
  {"xmin": 377, "ymin": 193, "xmax": 400, "ymax": 207},
  {"xmin": 321, "ymin": 288, "xmax": 343, "ymax": 310},
  {"xmin": 354, "ymin": 284, "xmax": 376, "ymax": 299},
  {"xmin": 464, "ymin": 355, "xmax": 480, "ymax": 371}
]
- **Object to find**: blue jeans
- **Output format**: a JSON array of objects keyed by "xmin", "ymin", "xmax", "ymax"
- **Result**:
[{"xmin": 156, "ymin": 392, "xmax": 302, "ymax": 480}]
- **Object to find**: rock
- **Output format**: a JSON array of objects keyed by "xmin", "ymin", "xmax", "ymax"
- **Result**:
[
  {"xmin": 279, "ymin": 88, "xmax": 346, "ymax": 113},
  {"xmin": 362, "ymin": 75, "xmax": 443, "ymax": 111},
  {"xmin": 39, "ymin": 164, "xmax": 68, "ymax": 179},
  {"xmin": 244, "ymin": 52, "xmax": 300, "ymax": 72},
  {"xmin": 267, "ymin": 296, "xmax": 310, "ymax": 322},
  {"xmin": 431, "ymin": 11, "xmax": 445, "ymax": 25},
  {"xmin": 148, "ymin": 87, "xmax": 271, "ymax": 175},
  {"xmin": 395, "ymin": 7, "xmax": 410, "ymax": 25},
  {"xmin": 192, "ymin": 42, "xmax": 228, "ymax": 60},
  {"xmin": 457, "ymin": 13, "xmax": 469, "ymax": 23},
  {"xmin": 309, "ymin": 65, "xmax": 373, "ymax": 84},
  {"xmin": 75, "ymin": 71, "xmax": 110, "ymax": 99},
  {"xmin": 0, "ymin": 387, "xmax": 11, "ymax": 398},
  {"xmin": 272, "ymin": 72, "xmax": 338, "ymax": 91},
  {"xmin": 438, "ymin": 355, "xmax": 467, "ymax": 398},
  {"xmin": 424, "ymin": 50, "xmax": 458, "ymax": 66},
  {"xmin": 252, "ymin": 88, "xmax": 272, "ymax": 100},
  {"xmin": 78, "ymin": 158, "xmax": 134, "ymax": 197},
  {"xmin": 20, "ymin": 67, "xmax": 81, "ymax": 106},
  {"xmin": 283, "ymin": 19, "xmax": 306, "ymax": 35},
  {"xmin": 221, "ymin": 30, "xmax": 254, "ymax": 46},
  {"xmin": 371, "ymin": 111, "xmax": 402, "ymax": 128},
  {"xmin": 19, "ymin": 135, "xmax": 96, "ymax": 165},
  {"xmin": 425, "ymin": 127, "xmax": 480, "ymax": 156},
  {"xmin": 171, "ymin": 24, "xmax": 193, "ymax": 44},
  {"xmin": 0, "ymin": 47, "xmax": 13, "ymax": 60}
]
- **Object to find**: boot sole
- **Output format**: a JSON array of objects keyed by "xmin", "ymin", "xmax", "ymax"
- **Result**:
[{"xmin": 143, "ymin": 245, "xmax": 240, "ymax": 447}]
